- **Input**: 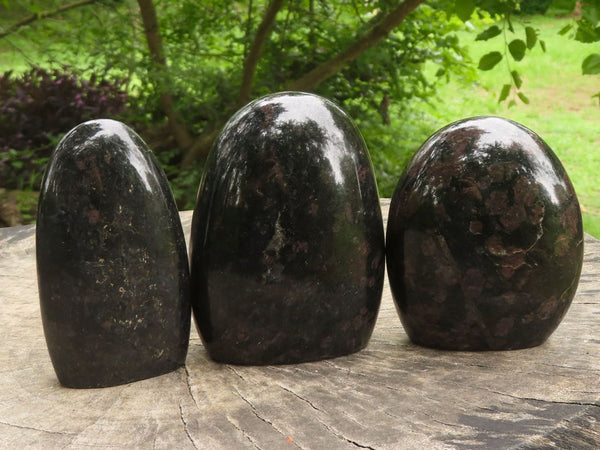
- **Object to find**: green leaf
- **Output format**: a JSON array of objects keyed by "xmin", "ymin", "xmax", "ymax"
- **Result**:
[
  {"xmin": 28, "ymin": 4, "xmax": 43, "ymax": 14},
  {"xmin": 582, "ymin": 53, "xmax": 600, "ymax": 74},
  {"xmin": 581, "ymin": 1, "xmax": 600, "ymax": 24},
  {"xmin": 575, "ymin": 22, "xmax": 600, "ymax": 43},
  {"xmin": 518, "ymin": 92, "xmax": 530, "ymax": 104},
  {"xmin": 558, "ymin": 24, "xmax": 573, "ymax": 36},
  {"xmin": 508, "ymin": 100, "xmax": 517, "ymax": 109},
  {"xmin": 478, "ymin": 51, "xmax": 503, "ymax": 70},
  {"xmin": 540, "ymin": 40, "xmax": 547, "ymax": 52},
  {"xmin": 456, "ymin": 0, "xmax": 476, "ymax": 22},
  {"xmin": 476, "ymin": 25, "xmax": 502, "ymax": 41},
  {"xmin": 525, "ymin": 27, "xmax": 537, "ymax": 49},
  {"xmin": 509, "ymin": 39, "xmax": 526, "ymax": 61},
  {"xmin": 547, "ymin": 0, "xmax": 577, "ymax": 15},
  {"xmin": 498, "ymin": 84, "xmax": 511, "ymax": 103},
  {"xmin": 511, "ymin": 70, "xmax": 522, "ymax": 89},
  {"xmin": 435, "ymin": 68, "xmax": 446, "ymax": 77}
]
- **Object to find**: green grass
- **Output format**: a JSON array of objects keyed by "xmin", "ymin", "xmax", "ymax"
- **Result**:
[{"xmin": 411, "ymin": 14, "xmax": 600, "ymax": 238}]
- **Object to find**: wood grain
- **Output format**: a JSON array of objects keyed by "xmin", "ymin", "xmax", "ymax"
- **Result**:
[{"xmin": 1, "ymin": 200, "xmax": 599, "ymax": 449}]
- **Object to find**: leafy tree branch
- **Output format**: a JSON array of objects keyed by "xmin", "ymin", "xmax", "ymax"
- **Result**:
[
  {"xmin": 184, "ymin": 0, "xmax": 428, "ymax": 165},
  {"xmin": 137, "ymin": 0, "xmax": 193, "ymax": 150},
  {"xmin": 237, "ymin": 0, "xmax": 285, "ymax": 107},
  {"xmin": 0, "ymin": 0, "xmax": 99, "ymax": 39},
  {"xmin": 288, "ymin": 0, "xmax": 426, "ymax": 91}
]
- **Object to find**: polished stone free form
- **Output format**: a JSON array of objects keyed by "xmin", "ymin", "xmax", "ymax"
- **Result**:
[
  {"xmin": 190, "ymin": 92, "xmax": 385, "ymax": 365},
  {"xmin": 36, "ymin": 119, "xmax": 191, "ymax": 388},
  {"xmin": 386, "ymin": 116, "xmax": 584, "ymax": 350}
]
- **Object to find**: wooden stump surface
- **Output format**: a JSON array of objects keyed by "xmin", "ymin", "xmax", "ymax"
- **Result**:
[{"xmin": 1, "ymin": 199, "xmax": 599, "ymax": 449}]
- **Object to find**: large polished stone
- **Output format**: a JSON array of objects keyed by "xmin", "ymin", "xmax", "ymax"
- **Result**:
[
  {"xmin": 190, "ymin": 92, "xmax": 385, "ymax": 365},
  {"xmin": 36, "ymin": 119, "xmax": 190, "ymax": 388},
  {"xmin": 386, "ymin": 116, "xmax": 584, "ymax": 350}
]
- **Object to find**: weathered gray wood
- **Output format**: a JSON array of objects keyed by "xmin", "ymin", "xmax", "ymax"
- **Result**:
[{"xmin": 1, "ymin": 200, "xmax": 599, "ymax": 449}]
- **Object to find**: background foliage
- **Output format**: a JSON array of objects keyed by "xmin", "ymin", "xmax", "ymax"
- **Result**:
[
  {"xmin": 0, "ymin": 0, "xmax": 598, "ymax": 233},
  {"xmin": 0, "ymin": 66, "xmax": 127, "ymax": 190}
]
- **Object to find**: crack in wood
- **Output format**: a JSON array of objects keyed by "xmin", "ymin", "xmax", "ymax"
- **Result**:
[
  {"xmin": 316, "ymin": 418, "xmax": 376, "ymax": 449},
  {"xmin": 0, "ymin": 420, "xmax": 74, "ymax": 436},
  {"xmin": 483, "ymin": 388, "xmax": 600, "ymax": 408},
  {"xmin": 227, "ymin": 365, "xmax": 248, "ymax": 383},
  {"xmin": 183, "ymin": 366, "xmax": 200, "ymax": 410},
  {"xmin": 234, "ymin": 388, "xmax": 300, "ymax": 448},
  {"xmin": 277, "ymin": 384, "xmax": 323, "ymax": 413},
  {"xmin": 323, "ymin": 360, "xmax": 371, "ymax": 379},
  {"xmin": 421, "ymin": 412, "xmax": 467, "ymax": 429},
  {"xmin": 178, "ymin": 401, "xmax": 198, "ymax": 450},
  {"xmin": 225, "ymin": 415, "xmax": 262, "ymax": 450},
  {"xmin": 540, "ymin": 362, "xmax": 600, "ymax": 372}
]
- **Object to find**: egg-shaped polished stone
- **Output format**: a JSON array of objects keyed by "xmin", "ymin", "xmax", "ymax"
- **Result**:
[
  {"xmin": 190, "ymin": 92, "xmax": 385, "ymax": 365},
  {"xmin": 386, "ymin": 116, "xmax": 583, "ymax": 351},
  {"xmin": 36, "ymin": 119, "xmax": 191, "ymax": 388}
]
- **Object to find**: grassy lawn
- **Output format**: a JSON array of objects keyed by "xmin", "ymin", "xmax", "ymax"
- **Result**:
[{"xmin": 414, "ymin": 14, "xmax": 600, "ymax": 238}]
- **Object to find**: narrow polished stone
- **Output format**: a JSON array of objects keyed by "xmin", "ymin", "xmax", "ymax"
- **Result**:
[
  {"xmin": 386, "ymin": 116, "xmax": 584, "ymax": 350},
  {"xmin": 36, "ymin": 119, "xmax": 191, "ymax": 388},
  {"xmin": 190, "ymin": 92, "xmax": 385, "ymax": 365}
]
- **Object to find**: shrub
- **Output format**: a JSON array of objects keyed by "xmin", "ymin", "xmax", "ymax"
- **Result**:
[
  {"xmin": 154, "ymin": 147, "xmax": 204, "ymax": 211},
  {"xmin": 0, "ymin": 67, "xmax": 128, "ymax": 190}
]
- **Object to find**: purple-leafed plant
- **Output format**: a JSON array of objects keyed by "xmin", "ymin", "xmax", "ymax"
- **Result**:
[{"xmin": 0, "ymin": 66, "xmax": 128, "ymax": 190}]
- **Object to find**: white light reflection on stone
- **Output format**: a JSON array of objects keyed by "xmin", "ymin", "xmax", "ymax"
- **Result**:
[
  {"xmin": 474, "ymin": 117, "xmax": 565, "ymax": 206},
  {"xmin": 275, "ymin": 95, "xmax": 347, "ymax": 185},
  {"xmin": 89, "ymin": 120, "xmax": 155, "ymax": 193}
]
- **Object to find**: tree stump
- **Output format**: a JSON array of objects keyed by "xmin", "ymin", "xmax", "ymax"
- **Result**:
[{"xmin": 1, "ymin": 200, "xmax": 599, "ymax": 448}]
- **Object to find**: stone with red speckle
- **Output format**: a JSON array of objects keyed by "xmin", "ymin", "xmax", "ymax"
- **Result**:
[
  {"xmin": 190, "ymin": 92, "xmax": 385, "ymax": 365},
  {"xmin": 386, "ymin": 116, "xmax": 584, "ymax": 350}
]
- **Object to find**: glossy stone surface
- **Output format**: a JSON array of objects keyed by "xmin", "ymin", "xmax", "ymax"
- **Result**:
[
  {"xmin": 36, "ymin": 119, "xmax": 191, "ymax": 388},
  {"xmin": 386, "ymin": 116, "xmax": 584, "ymax": 351},
  {"xmin": 190, "ymin": 92, "xmax": 385, "ymax": 365}
]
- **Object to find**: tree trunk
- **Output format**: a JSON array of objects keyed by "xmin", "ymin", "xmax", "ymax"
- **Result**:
[
  {"xmin": 181, "ymin": 0, "xmax": 285, "ymax": 167},
  {"xmin": 380, "ymin": 94, "xmax": 391, "ymax": 125},
  {"xmin": 184, "ymin": 0, "xmax": 425, "ymax": 166},
  {"xmin": 137, "ymin": 0, "xmax": 193, "ymax": 150},
  {"xmin": 182, "ymin": 129, "xmax": 220, "ymax": 167},
  {"xmin": 288, "ymin": 0, "xmax": 425, "ymax": 91},
  {"xmin": 237, "ymin": 0, "xmax": 285, "ymax": 108}
]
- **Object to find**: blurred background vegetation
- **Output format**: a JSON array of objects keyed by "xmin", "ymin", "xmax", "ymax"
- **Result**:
[{"xmin": 0, "ymin": 0, "xmax": 598, "ymax": 235}]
